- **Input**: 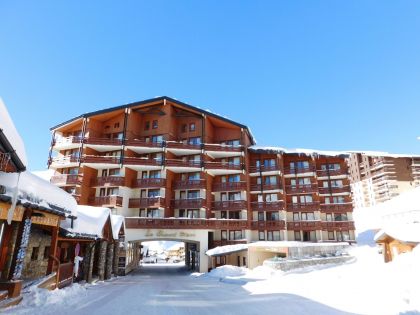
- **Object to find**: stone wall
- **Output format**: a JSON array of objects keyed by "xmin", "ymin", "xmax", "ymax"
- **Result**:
[{"xmin": 22, "ymin": 225, "xmax": 51, "ymax": 280}]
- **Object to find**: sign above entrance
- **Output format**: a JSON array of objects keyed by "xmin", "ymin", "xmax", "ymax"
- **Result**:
[{"xmin": 144, "ymin": 229, "xmax": 196, "ymax": 238}]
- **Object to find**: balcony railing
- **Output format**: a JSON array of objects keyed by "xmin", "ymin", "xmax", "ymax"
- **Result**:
[
  {"xmin": 320, "ymin": 203, "xmax": 353, "ymax": 212},
  {"xmin": 172, "ymin": 198, "xmax": 206, "ymax": 208},
  {"xmin": 93, "ymin": 176, "xmax": 125, "ymax": 187},
  {"xmin": 321, "ymin": 221, "xmax": 355, "ymax": 230},
  {"xmin": 132, "ymin": 178, "xmax": 166, "ymax": 188},
  {"xmin": 205, "ymin": 161, "xmax": 243, "ymax": 170},
  {"xmin": 89, "ymin": 196, "xmax": 123, "ymax": 207},
  {"xmin": 285, "ymin": 184, "xmax": 318, "ymax": 194},
  {"xmin": 50, "ymin": 174, "xmax": 81, "ymax": 186},
  {"xmin": 251, "ymin": 220, "xmax": 286, "ymax": 230},
  {"xmin": 286, "ymin": 202, "xmax": 320, "ymax": 211},
  {"xmin": 317, "ymin": 169, "xmax": 347, "ymax": 177},
  {"xmin": 204, "ymin": 144, "xmax": 242, "ymax": 152},
  {"xmin": 287, "ymin": 221, "xmax": 322, "ymax": 230},
  {"xmin": 49, "ymin": 155, "xmax": 80, "ymax": 165},
  {"xmin": 249, "ymin": 164, "xmax": 280, "ymax": 173},
  {"xmin": 166, "ymin": 159, "xmax": 202, "ymax": 168},
  {"xmin": 173, "ymin": 179, "xmax": 206, "ymax": 190},
  {"xmin": 250, "ymin": 182, "xmax": 282, "ymax": 191},
  {"xmin": 318, "ymin": 186, "xmax": 351, "ymax": 194},
  {"xmin": 125, "ymin": 218, "xmax": 248, "ymax": 230},
  {"xmin": 212, "ymin": 200, "xmax": 247, "ymax": 210},
  {"xmin": 284, "ymin": 166, "xmax": 316, "ymax": 175},
  {"xmin": 166, "ymin": 141, "xmax": 202, "ymax": 150},
  {"xmin": 251, "ymin": 201, "xmax": 285, "ymax": 211},
  {"xmin": 128, "ymin": 197, "xmax": 165, "ymax": 208},
  {"xmin": 123, "ymin": 157, "xmax": 162, "ymax": 166},
  {"xmin": 53, "ymin": 136, "xmax": 82, "ymax": 146},
  {"xmin": 211, "ymin": 240, "xmax": 247, "ymax": 248},
  {"xmin": 212, "ymin": 181, "xmax": 247, "ymax": 192},
  {"xmin": 124, "ymin": 138, "xmax": 163, "ymax": 148},
  {"xmin": 83, "ymin": 155, "xmax": 120, "ymax": 164},
  {"xmin": 84, "ymin": 137, "xmax": 123, "ymax": 146}
]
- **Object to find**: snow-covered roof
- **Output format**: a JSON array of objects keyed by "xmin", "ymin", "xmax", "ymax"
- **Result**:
[
  {"xmin": 374, "ymin": 223, "xmax": 420, "ymax": 243},
  {"xmin": 0, "ymin": 98, "xmax": 27, "ymax": 170},
  {"xmin": 111, "ymin": 214, "xmax": 124, "ymax": 240},
  {"xmin": 347, "ymin": 150, "xmax": 420, "ymax": 158},
  {"xmin": 61, "ymin": 205, "xmax": 111, "ymax": 239},
  {"xmin": 249, "ymin": 146, "xmax": 349, "ymax": 157},
  {"xmin": 0, "ymin": 171, "xmax": 77, "ymax": 217},
  {"xmin": 248, "ymin": 241, "xmax": 350, "ymax": 248},
  {"xmin": 32, "ymin": 169, "xmax": 55, "ymax": 182},
  {"xmin": 206, "ymin": 244, "xmax": 249, "ymax": 257},
  {"xmin": 168, "ymin": 243, "xmax": 185, "ymax": 251}
]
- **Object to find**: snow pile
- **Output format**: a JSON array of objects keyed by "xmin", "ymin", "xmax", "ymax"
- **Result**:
[
  {"xmin": 375, "ymin": 222, "xmax": 420, "ymax": 243},
  {"xmin": 61, "ymin": 205, "xmax": 111, "ymax": 238},
  {"xmin": 0, "ymin": 98, "xmax": 27, "ymax": 167},
  {"xmin": 32, "ymin": 169, "xmax": 55, "ymax": 182},
  {"xmin": 206, "ymin": 243, "xmax": 248, "ymax": 256},
  {"xmin": 0, "ymin": 171, "xmax": 77, "ymax": 216},
  {"xmin": 110, "ymin": 214, "xmax": 124, "ymax": 240},
  {"xmin": 207, "ymin": 265, "xmax": 248, "ymax": 278}
]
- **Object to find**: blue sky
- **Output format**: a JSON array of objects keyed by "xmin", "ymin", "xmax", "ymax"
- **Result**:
[{"xmin": 1, "ymin": 1, "xmax": 420, "ymax": 170}]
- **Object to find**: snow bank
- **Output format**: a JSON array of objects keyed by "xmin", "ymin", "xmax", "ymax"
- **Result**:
[
  {"xmin": 374, "ymin": 222, "xmax": 420, "ymax": 243},
  {"xmin": 206, "ymin": 243, "xmax": 248, "ymax": 256},
  {"xmin": 208, "ymin": 265, "xmax": 248, "ymax": 278},
  {"xmin": 0, "ymin": 171, "xmax": 77, "ymax": 216},
  {"xmin": 0, "ymin": 98, "xmax": 27, "ymax": 167},
  {"xmin": 61, "ymin": 205, "xmax": 111, "ymax": 238},
  {"xmin": 32, "ymin": 169, "xmax": 55, "ymax": 182}
]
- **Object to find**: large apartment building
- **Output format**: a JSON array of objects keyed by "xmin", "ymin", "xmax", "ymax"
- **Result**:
[
  {"xmin": 348, "ymin": 152, "xmax": 420, "ymax": 208},
  {"xmin": 47, "ymin": 96, "xmax": 355, "ymax": 271}
]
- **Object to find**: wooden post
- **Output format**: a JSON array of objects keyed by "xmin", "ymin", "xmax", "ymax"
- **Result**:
[{"xmin": 47, "ymin": 226, "xmax": 59, "ymax": 274}]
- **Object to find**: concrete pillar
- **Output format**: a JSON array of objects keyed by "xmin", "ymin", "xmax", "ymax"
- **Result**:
[
  {"xmin": 113, "ymin": 242, "xmax": 120, "ymax": 276},
  {"xmin": 84, "ymin": 243, "xmax": 95, "ymax": 283},
  {"xmin": 105, "ymin": 242, "xmax": 114, "ymax": 280},
  {"xmin": 97, "ymin": 240, "xmax": 108, "ymax": 281}
]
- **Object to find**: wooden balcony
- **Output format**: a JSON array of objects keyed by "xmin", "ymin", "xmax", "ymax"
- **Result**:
[
  {"xmin": 128, "ymin": 197, "xmax": 165, "ymax": 208},
  {"xmin": 125, "ymin": 218, "xmax": 249, "ymax": 230},
  {"xmin": 84, "ymin": 137, "xmax": 123, "ymax": 146},
  {"xmin": 251, "ymin": 201, "xmax": 284, "ymax": 211},
  {"xmin": 317, "ymin": 169, "xmax": 348, "ymax": 177},
  {"xmin": 249, "ymin": 164, "xmax": 280, "ymax": 173},
  {"xmin": 166, "ymin": 141, "xmax": 202, "ymax": 150},
  {"xmin": 89, "ymin": 196, "xmax": 123, "ymax": 207},
  {"xmin": 123, "ymin": 157, "xmax": 162, "ymax": 166},
  {"xmin": 318, "ymin": 186, "xmax": 351, "ymax": 194},
  {"xmin": 205, "ymin": 161, "xmax": 243, "ymax": 170},
  {"xmin": 212, "ymin": 181, "xmax": 247, "ymax": 192},
  {"xmin": 124, "ymin": 138, "xmax": 163, "ymax": 148},
  {"xmin": 93, "ymin": 176, "xmax": 125, "ymax": 187},
  {"xmin": 172, "ymin": 198, "xmax": 206, "ymax": 208},
  {"xmin": 173, "ymin": 179, "xmax": 206, "ymax": 190},
  {"xmin": 285, "ymin": 184, "xmax": 318, "ymax": 194},
  {"xmin": 132, "ymin": 178, "xmax": 166, "ymax": 188},
  {"xmin": 53, "ymin": 136, "xmax": 82, "ymax": 146},
  {"xmin": 286, "ymin": 202, "xmax": 320, "ymax": 212},
  {"xmin": 49, "ymin": 155, "xmax": 80, "ymax": 166},
  {"xmin": 284, "ymin": 166, "xmax": 316, "ymax": 175},
  {"xmin": 165, "ymin": 159, "xmax": 202, "ymax": 168},
  {"xmin": 212, "ymin": 200, "xmax": 247, "ymax": 210},
  {"xmin": 83, "ymin": 155, "xmax": 120, "ymax": 164},
  {"xmin": 50, "ymin": 174, "xmax": 81, "ymax": 186},
  {"xmin": 321, "ymin": 221, "xmax": 355, "ymax": 230},
  {"xmin": 251, "ymin": 220, "xmax": 286, "ymax": 230},
  {"xmin": 250, "ymin": 182, "xmax": 282, "ymax": 191},
  {"xmin": 204, "ymin": 144, "xmax": 242, "ymax": 152},
  {"xmin": 287, "ymin": 221, "xmax": 322, "ymax": 230},
  {"xmin": 320, "ymin": 203, "xmax": 353, "ymax": 213}
]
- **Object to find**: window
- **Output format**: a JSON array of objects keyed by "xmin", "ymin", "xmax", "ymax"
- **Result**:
[
  {"xmin": 149, "ymin": 170, "xmax": 161, "ymax": 178},
  {"xmin": 301, "ymin": 212, "xmax": 315, "ymax": 220},
  {"xmin": 189, "ymin": 123, "xmax": 196, "ymax": 131},
  {"xmin": 290, "ymin": 161, "xmax": 309, "ymax": 170},
  {"xmin": 325, "ymin": 196, "xmax": 345, "ymax": 204},
  {"xmin": 31, "ymin": 247, "xmax": 39, "ymax": 261},
  {"xmin": 188, "ymin": 137, "xmax": 201, "ymax": 145},
  {"xmin": 187, "ymin": 190, "xmax": 200, "ymax": 199},
  {"xmin": 228, "ymin": 192, "xmax": 241, "ymax": 201},
  {"xmin": 109, "ymin": 168, "xmax": 121, "ymax": 176},
  {"xmin": 267, "ymin": 212, "xmax": 279, "ymax": 221},
  {"xmin": 334, "ymin": 213, "xmax": 348, "ymax": 221},
  {"xmin": 114, "ymin": 122, "xmax": 120, "ymax": 129},
  {"xmin": 144, "ymin": 121, "xmax": 150, "ymax": 130},
  {"xmin": 221, "ymin": 230, "xmax": 227, "ymax": 240},
  {"xmin": 229, "ymin": 230, "xmax": 243, "ymax": 240},
  {"xmin": 294, "ymin": 231, "xmax": 301, "ymax": 241},
  {"xmin": 179, "ymin": 209, "xmax": 186, "ymax": 217},
  {"xmin": 108, "ymin": 187, "xmax": 119, "ymax": 195},
  {"xmin": 222, "ymin": 139, "xmax": 240, "ymax": 146},
  {"xmin": 151, "ymin": 135, "xmax": 163, "ymax": 143},
  {"xmin": 181, "ymin": 124, "xmax": 187, "ymax": 133},
  {"xmin": 299, "ymin": 195, "xmax": 313, "ymax": 204},
  {"xmin": 321, "ymin": 163, "xmax": 341, "ymax": 171},
  {"xmin": 293, "ymin": 213, "xmax": 300, "ymax": 221},
  {"xmin": 265, "ymin": 176, "xmax": 277, "ymax": 185},
  {"xmin": 328, "ymin": 231, "xmax": 335, "ymax": 240},
  {"xmin": 152, "ymin": 120, "xmax": 158, "ymax": 129},
  {"xmin": 259, "ymin": 231, "xmax": 265, "ymax": 240},
  {"xmin": 264, "ymin": 159, "xmax": 276, "ymax": 168},
  {"xmin": 229, "ymin": 211, "xmax": 240, "ymax": 219},
  {"xmin": 187, "ymin": 210, "xmax": 199, "ymax": 218},
  {"xmin": 229, "ymin": 175, "xmax": 240, "ymax": 182},
  {"xmin": 326, "ymin": 213, "xmax": 333, "ymax": 221},
  {"xmin": 258, "ymin": 212, "xmax": 264, "ymax": 221},
  {"xmin": 330, "ymin": 180, "xmax": 343, "ymax": 187},
  {"xmin": 43, "ymin": 246, "xmax": 51, "ymax": 259},
  {"xmin": 148, "ymin": 189, "xmax": 160, "ymax": 197},
  {"xmin": 266, "ymin": 193, "xmax": 278, "ymax": 202}
]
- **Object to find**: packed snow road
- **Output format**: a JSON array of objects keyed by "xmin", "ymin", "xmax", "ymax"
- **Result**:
[{"xmin": 7, "ymin": 263, "xmax": 356, "ymax": 315}]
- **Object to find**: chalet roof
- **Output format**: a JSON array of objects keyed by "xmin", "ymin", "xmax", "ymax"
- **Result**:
[{"xmin": 50, "ymin": 96, "xmax": 256, "ymax": 144}]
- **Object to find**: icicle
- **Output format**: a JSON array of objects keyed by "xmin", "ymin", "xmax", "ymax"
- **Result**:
[{"xmin": 7, "ymin": 172, "xmax": 21, "ymax": 224}]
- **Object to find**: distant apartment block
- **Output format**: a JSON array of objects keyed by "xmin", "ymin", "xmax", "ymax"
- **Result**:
[{"xmin": 348, "ymin": 152, "xmax": 420, "ymax": 208}]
